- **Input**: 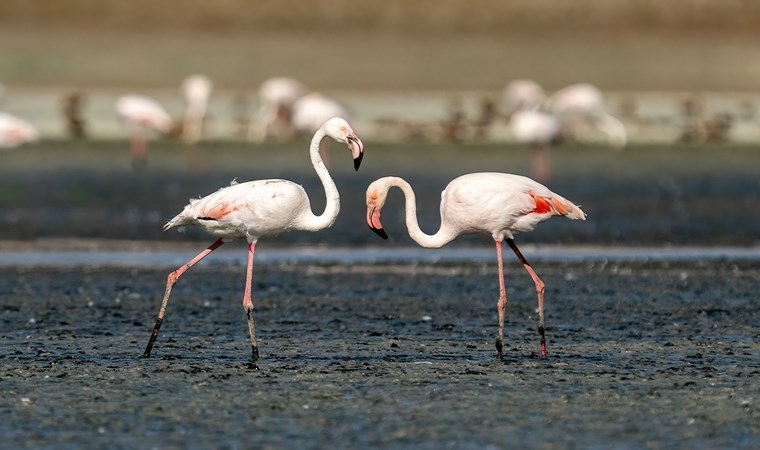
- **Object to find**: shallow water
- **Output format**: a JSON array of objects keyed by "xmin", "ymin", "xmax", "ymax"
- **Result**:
[{"xmin": 1, "ymin": 245, "xmax": 760, "ymax": 268}]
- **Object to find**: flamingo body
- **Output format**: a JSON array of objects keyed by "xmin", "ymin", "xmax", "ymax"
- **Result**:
[
  {"xmin": 503, "ymin": 79, "xmax": 547, "ymax": 114},
  {"xmin": 251, "ymin": 77, "xmax": 309, "ymax": 141},
  {"xmin": 144, "ymin": 117, "xmax": 365, "ymax": 362},
  {"xmin": 115, "ymin": 95, "xmax": 172, "ymax": 169},
  {"xmin": 0, "ymin": 112, "xmax": 39, "ymax": 148},
  {"xmin": 366, "ymin": 173, "xmax": 585, "ymax": 357},
  {"xmin": 165, "ymin": 179, "xmax": 319, "ymax": 241},
  {"xmin": 115, "ymin": 95, "xmax": 172, "ymax": 133},
  {"xmin": 181, "ymin": 74, "xmax": 213, "ymax": 144},
  {"xmin": 292, "ymin": 93, "xmax": 350, "ymax": 135},
  {"xmin": 550, "ymin": 83, "xmax": 605, "ymax": 114},
  {"xmin": 510, "ymin": 110, "xmax": 561, "ymax": 145},
  {"xmin": 549, "ymin": 83, "xmax": 627, "ymax": 149}
]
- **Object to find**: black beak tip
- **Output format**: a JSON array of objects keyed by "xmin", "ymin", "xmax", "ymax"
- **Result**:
[
  {"xmin": 371, "ymin": 226, "xmax": 388, "ymax": 240},
  {"xmin": 354, "ymin": 151, "xmax": 364, "ymax": 171}
]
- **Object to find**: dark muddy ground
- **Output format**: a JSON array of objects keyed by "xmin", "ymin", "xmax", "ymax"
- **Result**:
[
  {"xmin": 0, "ymin": 261, "xmax": 758, "ymax": 449},
  {"xmin": 0, "ymin": 141, "xmax": 759, "ymax": 448}
]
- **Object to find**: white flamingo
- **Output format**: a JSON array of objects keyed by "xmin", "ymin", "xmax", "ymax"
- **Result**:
[
  {"xmin": 365, "ymin": 173, "xmax": 586, "ymax": 358},
  {"xmin": 549, "ymin": 83, "xmax": 627, "ymax": 148},
  {"xmin": 292, "ymin": 92, "xmax": 350, "ymax": 135},
  {"xmin": 250, "ymin": 77, "xmax": 309, "ymax": 142},
  {"xmin": 180, "ymin": 74, "xmax": 213, "ymax": 144},
  {"xmin": 0, "ymin": 112, "xmax": 39, "ymax": 148},
  {"xmin": 292, "ymin": 92, "xmax": 351, "ymax": 166},
  {"xmin": 509, "ymin": 109, "xmax": 562, "ymax": 181},
  {"xmin": 143, "ymin": 117, "xmax": 365, "ymax": 362},
  {"xmin": 503, "ymin": 79, "xmax": 547, "ymax": 116},
  {"xmin": 115, "ymin": 95, "xmax": 173, "ymax": 169}
]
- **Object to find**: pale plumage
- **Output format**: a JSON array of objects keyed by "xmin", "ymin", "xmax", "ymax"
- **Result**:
[
  {"xmin": 115, "ymin": 95, "xmax": 173, "ymax": 133},
  {"xmin": 503, "ymin": 79, "xmax": 547, "ymax": 115},
  {"xmin": 250, "ymin": 77, "xmax": 309, "ymax": 142},
  {"xmin": 509, "ymin": 109, "xmax": 562, "ymax": 181},
  {"xmin": 292, "ymin": 92, "xmax": 350, "ymax": 136},
  {"xmin": 180, "ymin": 74, "xmax": 213, "ymax": 144},
  {"xmin": 115, "ymin": 95, "xmax": 173, "ymax": 169},
  {"xmin": 366, "ymin": 172, "xmax": 585, "ymax": 358},
  {"xmin": 0, "ymin": 112, "xmax": 39, "ymax": 148},
  {"xmin": 144, "ymin": 117, "xmax": 365, "ymax": 362},
  {"xmin": 510, "ymin": 109, "xmax": 561, "ymax": 145},
  {"xmin": 549, "ymin": 83, "xmax": 627, "ymax": 149}
]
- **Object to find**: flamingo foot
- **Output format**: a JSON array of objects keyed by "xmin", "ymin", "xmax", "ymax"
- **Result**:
[{"xmin": 495, "ymin": 337, "xmax": 504, "ymax": 358}]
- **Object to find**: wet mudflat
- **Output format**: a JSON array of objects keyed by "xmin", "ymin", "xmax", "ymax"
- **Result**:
[{"xmin": 1, "ymin": 260, "xmax": 758, "ymax": 449}]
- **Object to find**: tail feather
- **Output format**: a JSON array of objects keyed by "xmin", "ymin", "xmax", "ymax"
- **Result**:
[
  {"xmin": 549, "ymin": 196, "xmax": 586, "ymax": 220},
  {"xmin": 163, "ymin": 210, "xmax": 194, "ymax": 231}
]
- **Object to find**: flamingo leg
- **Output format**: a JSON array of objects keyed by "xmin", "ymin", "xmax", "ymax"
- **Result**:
[
  {"xmin": 531, "ymin": 144, "xmax": 551, "ymax": 182},
  {"xmin": 142, "ymin": 238, "xmax": 225, "ymax": 357},
  {"xmin": 506, "ymin": 239, "xmax": 547, "ymax": 357},
  {"xmin": 495, "ymin": 239, "xmax": 507, "ymax": 358},
  {"xmin": 243, "ymin": 241, "xmax": 260, "ymax": 362},
  {"xmin": 131, "ymin": 131, "xmax": 148, "ymax": 171}
]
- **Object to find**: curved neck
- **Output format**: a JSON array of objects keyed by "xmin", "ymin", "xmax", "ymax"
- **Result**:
[
  {"xmin": 299, "ymin": 128, "xmax": 340, "ymax": 231},
  {"xmin": 389, "ymin": 177, "xmax": 456, "ymax": 249}
]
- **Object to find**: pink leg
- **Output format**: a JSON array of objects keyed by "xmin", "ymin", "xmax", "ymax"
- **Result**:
[
  {"xmin": 531, "ymin": 144, "xmax": 551, "ymax": 182},
  {"xmin": 506, "ymin": 239, "xmax": 547, "ymax": 357},
  {"xmin": 495, "ymin": 239, "xmax": 507, "ymax": 357},
  {"xmin": 243, "ymin": 241, "xmax": 260, "ymax": 362},
  {"xmin": 142, "ymin": 238, "xmax": 224, "ymax": 357},
  {"xmin": 131, "ymin": 132, "xmax": 148, "ymax": 171}
]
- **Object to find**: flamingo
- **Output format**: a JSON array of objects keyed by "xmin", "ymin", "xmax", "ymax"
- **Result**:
[
  {"xmin": 180, "ymin": 74, "xmax": 213, "ymax": 144},
  {"xmin": 365, "ymin": 173, "xmax": 586, "ymax": 358},
  {"xmin": 502, "ymin": 79, "xmax": 547, "ymax": 116},
  {"xmin": 292, "ymin": 92, "xmax": 351, "ymax": 135},
  {"xmin": 0, "ymin": 112, "xmax": 39, "ymax": 148},
  {"xmin": 509, "ymin": 109, "xmax": 562, "ymax": 181},
  {"xmin": 115, "ymin": 95, "xmax": 173, "ymax": 169},
  {"xmin": 250, "ymin": 77, "xmax": 309, "ymax": 142},
  {"xmin": 549, "ymin": 83, "xmax": 627, "ymax": 148},
  {"xmin": 292, "ymin": 93, "xmax": 351, "ymax": 166},
  {"xmin": 143, "ymin": 117, "xmax": 365, "ymax": 362}
]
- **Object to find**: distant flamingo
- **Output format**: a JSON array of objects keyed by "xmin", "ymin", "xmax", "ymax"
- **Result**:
[
  {"xmin": 292, "ymin": 92, "xmax": 351, "ymax": 135},
  {"xmin": 366, "ymin": 173, "xmax": 586, "ymax": 358},
  {"xmin": 549, "ymin": 83, "xmax": 627, "ymax": 148},
  {"xmin": 143, "ymin": 117, "xmax": 365, "ymax": 362},
  {"xmin": 292, "ymin": 93, "xmax": 351, "ymax": 166},
  {"xmin": 250, "ymin": 77, "xmax": 309, "ymax": 142},
  {"xmin": 0, "ymin": 112, "xmax": 39, "ymax": 148},
  {"xmin": 115, "ymin": 95, "xmax": 173, "ymax": 169},
  {"xmin": 180, "ymin": 74, "xmax": 213, "ymax": 144},
  {"xmin": 502, "ymin": 79, "xmax": 547, "ymax": 116},
  {"xmin": 509, "ymin": 109, "xmax": 562, "ymax": 181}
]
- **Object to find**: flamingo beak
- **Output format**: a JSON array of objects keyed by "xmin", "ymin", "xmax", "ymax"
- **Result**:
[
  {"xmin": 367, "ymin": 206, "xmax": 388, "ymax": 240},
  {"xmin": 347, "ymin": 134, "xmax": 364, "ymax": 171}
]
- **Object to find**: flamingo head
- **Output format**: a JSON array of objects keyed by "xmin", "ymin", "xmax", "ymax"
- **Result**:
[
  {"xmin": 365, "ymin": 179, "xmax": 390, "ymax": 240},
  {"xmin": 323, "ymin": 117, "xmax": 364, "ymax": 170}
]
